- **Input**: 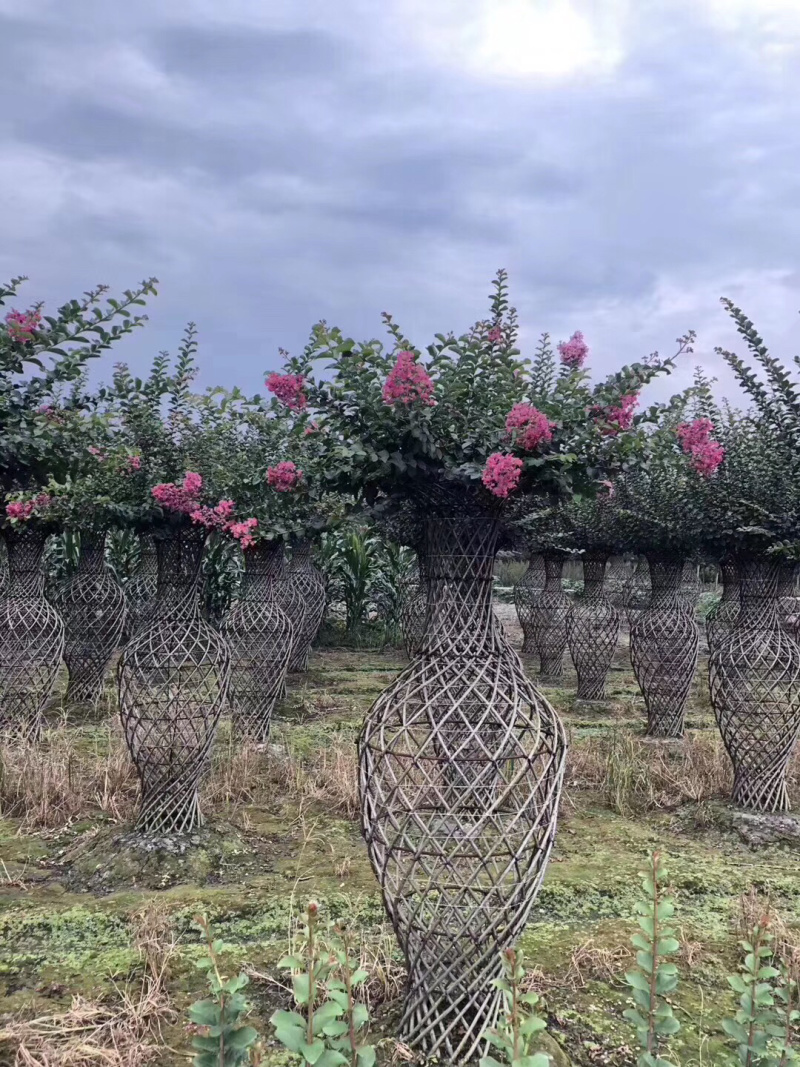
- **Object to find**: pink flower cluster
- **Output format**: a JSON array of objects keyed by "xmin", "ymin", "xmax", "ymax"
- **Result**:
[
  {"xmin": 127, "ymin": 455, "xmax": 142, "ymax": 472},
  {"xmin": 267, "ymin": 461, "xmax": 303, "ymax": 492},
  {"xmin": 266, "ymin": 372, "xmax": 307, "ymax": 411},
  {"xmin": 5, "ymin": 493, "xmax": 52, "ymax": 522},
  {"xmin": 151, "ymin": 471, "xmax": 204, "ymax": 514},
  {"xmin": 382, "ymin": 351, "xmax": 436, "ymax": 406},
  {"xmin": 5, "ymin": 308, "xmax": 42, "ymax": 343},
  {"xmin": 481, "ymin": 453, "xmax": 523, "ymax": 498},
  {"xmin": 505, "ymin": 403, "xmax": 555, "ymax": 451},
  {"xmin": 677, "ymin": 418, "xmax": 725, "ymax": 476},
  {"xmin": 88, "ymin": 445, "xmax": 107, "ymax": 461},
  {"xmin": 558, "ymin": 330, "xmax": 589, "ymax": 369},
  {"xmin": 605, "ymin": 393, "xmax": 638, "ymax": 430},
  {"xmin": 487, "ymin": 325, "xmax": 503, "ymax": 344},
  {"xmin": 228, "ymin": 518, "xmax": 259, "ymax": 549},
  {"xmin": 190, "ymin": 499, "xmax": 235, "ymax": 530}
]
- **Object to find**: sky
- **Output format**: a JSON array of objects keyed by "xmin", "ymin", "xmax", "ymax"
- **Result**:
[{"xmin": 1, "ymin": 0, "xmax": 799, "ymax": 403}]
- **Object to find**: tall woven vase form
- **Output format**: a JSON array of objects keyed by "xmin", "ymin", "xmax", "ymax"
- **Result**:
[
  {"xmin": 680, "ymin": 561, "xmax": 701, "ymax": 618},
  {"xmin": 630, "ymin": 555, "xmax": 699, "ymax": 738},
  {"xmin": 57, "ymin": 532, "xmax": 126, "ymax": 706},
  {"xmin": 623, "ymin": 558, "xmax": 651, "ymax": 628},
  {"xmin": 360, "ymin": 516, "xmax": 566, "ymax": 1065},
  {"xmin": 777, "ymin": 563, "xmax": 799, "ymax": 638},
  {"xmin": 530, "ymin": 554, "xmax": 572, "ymax": 682},
  {"xmin": 285, "ymin": 539, "xmax": 326, "ymax": 673},
  {"xmin": 706, "ymin": 558, "xmax": 739, "ymax": 655},
  {"xmin": 568, "ymin": 554, "xmax": 620, "ymax": 701},
  {"xmin": 399, "ymin": 553, "xmax": 429, "ymax": 657},
  {"xmin": 0, "ymin": 526, "xmax": 65, "ymax": 740},
  {"xmin": 118, "ymin": 527, "xmax": 231, "ymax": 833},
  {"xmin": 124, "ymin": 535, "xmax": 158, "ymax": 642},
  {"xmin": 709, "ymin": 558, "xmax": 800, "ymax": 812},
  {"xmin": 222, "ymin": 541, "xmax": 294, "ymax": 742},
  {"xmin": 513, "ymin": 553, "xmax": 545, "ymax": 654}
]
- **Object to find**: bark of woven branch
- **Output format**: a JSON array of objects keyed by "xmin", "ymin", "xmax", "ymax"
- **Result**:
[
  {"xmin": 529, "ymin": 554, "xmax": 572, "ymax": 682},
  {"xmin": 513, "ymin": 553, "xmax": 545, "ymax": 657},
  {"xmin": 630, "ymin": 554, "xmax": 699, "ymax": 739},
  {"xmin": 359, "ymin": 516, "xmax": 566, "ymax": 1065},
  {"xmin": 399, "ymin": 551, "xmax": 429, "ymax": 658},
  {"xmin": 706, "ymin": 558, "xmax": 739, "ymax": 656},
  {"xmin": 123, "ymin": 535, "xmax": 158, "ymax": 643},
  {"xmin": 118, "ymin": 527, "xmax": 230, "ymax": 834},
  {"xmin": 0, "ymin": 526, "xmax": 65, "ymax": 742},
  {"xmin": 568, "ymin": 554, "xmax": 620, "ymax": 702},
  {"xmin": 709, "ymin": 558, "xmax": 800, "ymax": 813},
  {"xmin": 222, "ymin": 540, "xmax": 293, "ymax": 743},
  {"xmin": 285, "ymin": 539, "xmax": 326, "ymax": 673},
  {"xmin": 57, "ymin": 532, "xmax": 126, "ymax": 706}
]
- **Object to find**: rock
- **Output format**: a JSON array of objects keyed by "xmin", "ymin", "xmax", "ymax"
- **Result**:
[
  {"xmin": 533, "ymin": 1032, "xmax": 572, "ymax": 1066},
  {"xmin": 732, "ymin": 811, "xmax": 800, "ymax": 847}
]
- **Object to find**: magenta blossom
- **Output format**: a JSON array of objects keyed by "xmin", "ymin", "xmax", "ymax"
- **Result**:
[
  {"xmin": 677, "ymin": 418, "xmax": 724, "ymax": 476},
  {"xmin": 190, "ymin": 499, "xmax": 237, "ymax": 530},
  {"xmin": 487, "ymin": 325, "xmax": 503, "ymax": 344},
  {"xmin": 152, "ymin": 472, "xmax": 204, "ymax": 514},
  {"xmin": 5, "ymin": 308, "xmax": 42, "ymax": 344},
  {"xmin": 183, "ymin": 471, "xmax": 202, "ymax": 494},
  {"xmin": 595, "ymin": 393, "xmax": 639, "ymax": 434},
  {"xmin": 88, "ymin": 445, "xmax": 107, "ymax": 461},
  {"xmin": 481, "ymin": 453, "xmax": 523, "ymax": 498},
  {"xmin": 558, "ymin": 330, "xmax": 589, "ymax": 369},
  {"xmin": 267, "ymin": 461, "xmax": 303, "ymax": 492},
  {"xmin": 382, "ymin": 351, "xmax": 436, "ymax": 406},
  {"xmin": 266, "ymin": 372, "xmax": 307, "ymax": 411},
  {"xmin": 228, "ymin": 518, "xmax": 259, "ymax": 549},
  {"xmin": 127, "ymin": 455, "xmax": 142, "ymax": 472},
  {"xmin": 505, "ymin": 403, "xmax": 555, "ymax": 451},
  {"xmin": 5, "ymin": 492, "xmax": 52, "ymax": 522}
]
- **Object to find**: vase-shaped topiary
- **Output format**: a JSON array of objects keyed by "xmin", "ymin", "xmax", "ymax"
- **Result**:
[{"xmin": 568, "ymin": 554, "xmax": 620, "ymax": 701}]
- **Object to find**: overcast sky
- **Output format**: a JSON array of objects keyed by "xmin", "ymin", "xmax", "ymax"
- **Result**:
[{"xmin": 1, "ymin": 0, "xmax": 799, "ymax": 403}]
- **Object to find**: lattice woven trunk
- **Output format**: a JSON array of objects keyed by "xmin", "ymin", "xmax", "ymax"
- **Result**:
[
  {"xmin": 568, "ymin": 555, "xmax": 621, "ymax": 701},
  {"xmin": 56, "ymin": 532, "xmax": 126, "ymax": 706},
  {"xmin": 284, "ymin": 540, "xmax": 325, "ymax": 673},
  {"xmin": 777, "ymin": 563, "xmax": 799, "ymax": 638},
  {"xmin": 222, "ymin": 540, "xmax": 294, "ymax": 742},
  {"xmin": 706, "ymin": 559, "xmax": 739, "ymax": 656},
  {"xmin": 399, "ymin": 555, "xmax": 429, "ymax": 658},
  {"xmin": 604, "ymin": 555, "xmax": 628, "ymax": 610},
  {"xmin": 630, "ymin": 555, "xmax": 699, "ymax": 739},
  {"xmin": 513, "ymin": 553, "xmax": 545, "ymax": 655},
  {"xmin": 529, "ymin": 555, "xmax": 572, "ymax": 682},
  {"xmin": 0, "ymin": 526, "xmax": 65, "ymax": 741},
  {"xmin": 623, "ymin": 558, "xmax": 651, "ymax": 628},
  {"xmin": 360, "ymin": 517, "xmax": 566, "ymax": 1065},
  {"xmin": 124, "ymin": 535, "xmax": 158, "ymax": 642},
  {"xmin": 118, "ymin": 527, "xmax": 231, "ymax": 834},
  {"xmin": 709, "ymin": 558, "xmax": 800, "ymax": 813},
  {"xmin": 680, "ymin": 561, "xmax": 701, "ymax": 618}
]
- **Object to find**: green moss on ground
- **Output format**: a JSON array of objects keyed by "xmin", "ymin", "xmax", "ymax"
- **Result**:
[{"xmin": 0, "ymin": 643, "xmax": 798, "ymax": 1065}]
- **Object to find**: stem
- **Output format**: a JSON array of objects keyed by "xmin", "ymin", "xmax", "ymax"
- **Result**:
[
  {"xmin": 745, "ymin": 924, "xmax": 766, "ymax": 1067},
  {"xmin": 307, "ymin": 905, "xmax": 317, "ymax": 1046},
  {"xmin": 648, "ymin": 853, "xmax": 660, "ymax": 1056},
  {"xmin": 511, "ymin": 957, "xmax": 521, "ymax": 1061},
  {"xmin": 340, "ymin": 927, "xmax": 359, "ymax": 1067}
]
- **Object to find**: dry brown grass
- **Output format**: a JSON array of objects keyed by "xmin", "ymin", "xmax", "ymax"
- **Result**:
[
  {"xmin": 566, "ymin": 728, "xmax": 800, "ymax": 814},
  {"xmin": 564, "ymin": 936, "xmax": 632, "ymax": 989},
  {"xmin": 275, "ymin": 740, "xmax": 359, "ymax": 820}
]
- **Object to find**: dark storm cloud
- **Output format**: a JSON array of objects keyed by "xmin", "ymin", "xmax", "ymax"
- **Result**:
[{"xmin": 0, "ymin": 0, "xmax": 798, "ymax": 398}]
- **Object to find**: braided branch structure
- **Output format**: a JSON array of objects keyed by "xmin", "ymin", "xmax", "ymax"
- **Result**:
[
  {"xmin": 513, "ymin": 553, "xmax": 545, "ymax": 655},
  {"xmin": 57, "ymin": 532, "xmax": 126, "ymax": 706},
  {"xmin": 118, "ymin": 527, "xmax": 231, "ymax": 834},
  {"xmin": 623, "ymin": 557, "xmax": 651, "ymax": 628},
  {"xmin": 222, "ymin": 540, "xmax": 294, "ymax": 742},
  {"xmin": 777, "ymin": 563, "xmax": 799, "ymax": 638},
  {"xmin": 568, "ymin": 554, "xmax": 621, "ymax": 701},
  {"xmin": 706, "ymin": 558, "xmax": 740, "ymax": 656},
  {"xmin": 630, "ymin": 555, "xmax": 699, "ymax": 738},
  {"xmin": 0, "ymin": 526, "xmax": 65, "ymax": 740},
  {"xmin": 359, "ymin": 516, "xmax": 565, "ymax": 1065},
  {"xmin": 285, "ymin": 539, "xmax": 326, "ymax": 673},
  {"xmin": 124, "ymin": 535, "xmax": 158, "ymax": 642},
  {"xmin": 709, "ymin": 558, "xmax": 800, "ymax": 813},
  {"xmin": 399, "ymin": 552, "xmax": 429, "ymax": 658},
  {"xmin": 680, "ymin": 561, "xmax": 701, "ymax": 618},
  {"xmin": 529, "ymin": 554, "xmax": 572, "ymax": 682}
]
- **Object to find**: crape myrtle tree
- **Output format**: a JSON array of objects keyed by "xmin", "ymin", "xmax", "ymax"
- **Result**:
[
  {"xmin": 700, "ymin": 301, "xmax": 800, "ymax": 812},
  {"xmin": 267, "ymin": 269, "xmax": 688, "ymax": 1064},
  {"xmin": 0, "ymin": 274, "xmax": 157, "ymax": 737}
]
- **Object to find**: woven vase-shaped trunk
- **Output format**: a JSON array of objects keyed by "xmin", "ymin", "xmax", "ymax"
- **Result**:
[
  {"xmin": 623, "ymin": 557, "xmax": 651, "ymax": 628},
  {"xmin": 680, "ymin": 561, "xmax": 701, "ymax": 618},
  {"xmin": 630, "ymin": 555, "xmax": 699, "ymax": 739},
  {"xmin": 709, "ymin": 559, "xmax": 800, "ymax": 813},
  {"xmin": 568, "ymin": 555, "xmax": 620, "ymax": 701},
  {"xmin": 57, "ymin": 532, "xmax": 126, "ymax": 706},
  {"xmin": 513, "ymin": 553, "xmax": 545, "ymax": 655},
  {"xmin": 285, "ymin": 539, "xmax": 325, "ymax": 673},
  {"xmin": 0, "ymin": 526, "xmax": 65, "ymax": 741},
  {"xmin": 400, "ymin": 553, "xmax": 429, "ymax": 658},
  {"xmin": 222, "ymin": 541, "xmax": 294, "ymax": 742},
  {"xmin": 124, "ymin": 535, "xmax": 158, "ymax": 642},
  {"xmin": 706, "ymin": 559, "xmax": 739, "ymax": 655},
  {"xmin": 605, "ymin": 555, "xmax": 628, "ymax": 610},
  {"xmin": 118, "ymin": 527, "xmax": 231, "ymax": 834},
  {"xmin": 777, "ymin": 563, "xmax": 799, "ymax": 638},
  {"xmin": 530, "ymin": 555, "xmax": 572, "ymax": 682},
  {"xmin": 360, "ymin": 516, "xmax": 566, "ymax": 1065}
]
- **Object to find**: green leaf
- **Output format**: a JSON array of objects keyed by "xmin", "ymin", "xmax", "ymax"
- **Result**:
[
  {"xmin": 625, "ymin": 971, "xmax": 651, "ymax": 992},
  {"xmin": 357, "ymin": 1047, "xmax": 377, "ymax": 1067},
  {"xmin": 313, "ymin": 1052, "xmax": 349, "ymax": 1067},
  {"xmin": 188, "ymin": 1000, "xmax": 220, "ymax": 1026}
]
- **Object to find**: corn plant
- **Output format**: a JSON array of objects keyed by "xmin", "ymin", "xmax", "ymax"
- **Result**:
[
  {"xmin": 480, "ymin": 947, "xmax": 552, "ymax": 1067},
  {"xmin": 623, "ymin": 852, "xmax": 681, "ymax": 1067}
]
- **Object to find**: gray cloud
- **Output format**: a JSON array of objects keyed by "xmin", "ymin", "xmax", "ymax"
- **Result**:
[{"xmin": 0, "ymin": 0, "xmax": 798, "ymax": 402}]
